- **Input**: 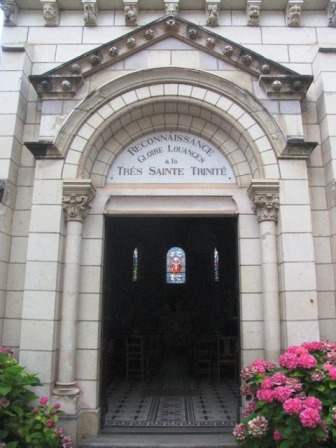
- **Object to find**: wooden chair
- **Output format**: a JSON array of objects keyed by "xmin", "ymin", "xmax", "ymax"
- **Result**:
[
  {"xmin": 125, "ymin": 335, "xmax": 147, "ymax": 382},
  {"xmin": 192, "ymin": 338, "xmax": 213, "ymax": 382},
  {"xmin": 217, "ymin": 336, "xmax": 237, "ymax": 382}
]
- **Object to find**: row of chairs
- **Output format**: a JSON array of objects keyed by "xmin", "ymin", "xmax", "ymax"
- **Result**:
[{"xmin": 124, "ymin": 334, "xmax": 238, "ymax": 382}]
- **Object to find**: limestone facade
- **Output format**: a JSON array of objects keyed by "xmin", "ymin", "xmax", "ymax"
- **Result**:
[{"xmin": 0, "ymin": 0, "xmax": 336, "ymax": 443}]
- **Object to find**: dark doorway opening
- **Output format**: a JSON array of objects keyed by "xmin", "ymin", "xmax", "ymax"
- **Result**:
[{"xmin": 101, "ymin": 216, "xmax": 239, "ymax": 430}]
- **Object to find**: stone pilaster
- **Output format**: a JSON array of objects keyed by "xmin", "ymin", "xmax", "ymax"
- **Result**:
[
  {"xmin": 248, "ymin": 180, "xmax": 281, "ymax": 362},
  {"xmin": 82, "ymin": 0, "xmax": 97, "ymax": 26},
  {"xmin": 54, "ymin": 180, "xmax": 95, "ymax": 398},
  {"xmin": 0, "ymin": 0, "xmax": 18, "ymax": 26},
  {"xmin": 41, "ymin": 0, "xmax": 60, "ymax": 27}
]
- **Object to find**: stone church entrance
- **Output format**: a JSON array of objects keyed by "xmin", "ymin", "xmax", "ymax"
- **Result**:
[{"xmin": 100, "ymin": 216, "xmax": 240, "ymax": 430}]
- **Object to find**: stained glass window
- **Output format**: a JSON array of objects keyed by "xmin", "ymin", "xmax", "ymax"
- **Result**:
[
  {"xmin": 166, "ymin": 247, "xmax": 186, "ymax": 284},
  {"xmin": 132, "ymin": 248, "xmax": 138, "ymax": 282},
  {"xmin": 214, "ymin": 248, "xmax": 219, "ymax": 282}
]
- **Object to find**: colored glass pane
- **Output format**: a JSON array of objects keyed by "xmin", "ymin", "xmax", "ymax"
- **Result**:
[{"xmin": 166, "ymin": 247, "xmax": 186, "ymax": 284}]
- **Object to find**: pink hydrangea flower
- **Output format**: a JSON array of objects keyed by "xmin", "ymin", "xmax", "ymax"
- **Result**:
[
  {"xmin": 285, "ymin": 377, "xmax": 303, "ymax": 393},
  {"xmin": 46, "ymin": 419, "xmax": 55, "ymax": 428},
  {"xmin": 273, "ymin": 386, "xmax": 293, "ymax": 403},
  {"xmin": 256, "ymin": 389, "xmax": 275, "ymax": 403},
  {"xmin": 271, "ymin": 372, "xmax": 287, "ymax": 385},
  {"xmin": 247, "ymin": 416, "xmax": 268, "ymax": 437},
  {"xmin": 310, "ymin": 369, "xmax": 325, "ymax": 382},
  {"xmin": 233, "ymin": 423, "xmax": 247, "ymax": 443},
  {"xmin": 242, "ymin": 400, "xmax": 256, "ymax": 418},
  {"xmin": 32, "ymin": 407, "xmax": 39, "ymax": 414},
  {"xmin": 329, "ymin": 367, "xmax": 336, "ymax": 380},
  {"xmin": 53, "ymin": 402, "xmax": 61, "ymax": 409},
  {"xmin": 297, "ymin": 354, "xmax": 318, "ymax": 369},
  {"xmin": 301, "ymin": 341, "xmax": 323, "ymax": 352},
  {"xmin": 299, "ymin": 407, "xmax": 321, "ymax": 428},
  {"xmin": 303, "ymin": 397, "xmax": 322, "ymax": 412},
  {"xmin": 240, "ymin": 384, "xmax": 256, "ymax": 396},
  {"xmin": 273, "ymin": 429, "xmax": 283, "ymax": 441},
  {"xmin": 326, "ymin": 351, "xmax": 336, "ymax": 363},
  {"xmin": 279, "ymin": 352, "xmax": 299, "ymax": 370},
  {"xmin": 261, "ymin": 377, "xmax": 273, "ymax": 390},
  {"xmin": 287, "ymin": 345, "xmax": 308, "ymax": 355},
  {"xmin": 283, "ymin": 398, "xmax": 303, "ymax": 415},
  {"xmin": 40, "ymin": 396, "xmax": 48, "ymax": 405}
]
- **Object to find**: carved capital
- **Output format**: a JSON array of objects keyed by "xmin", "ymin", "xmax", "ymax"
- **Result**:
[
  {"xmin": 248, "ymin": 180, "xmax": 280, "ymax": 222},
  {"xmin": 328, "ymin": 1, "xmax": 336, "ymax": 27},
  {"xmin": 123, "ymin": 0, "xmax": 138, "ymax": 26},
  {"xmin": 41, "ymin": 0, "xmax": 60, "ymax": 27},
  {"xmin": 246, "ymin": 0, "xmax": 262, "ymax": 26},
  {"xmin": 82, "ymin": 0, "xmax": 97, "ymax": 26},
  {"xmin": 286, "ymin": 0, "xmax": 303, "ymax": 27},
  {"xmin": 164, "ymin": 1, "xmax": 179, "ymax": 15},
  {"xmin": 205, "ymin": 0, "xmax": 220, "ymax": 27},
  {"xmin": 62, "ymin": 180, "xmax": 95, "ymax": 222}
]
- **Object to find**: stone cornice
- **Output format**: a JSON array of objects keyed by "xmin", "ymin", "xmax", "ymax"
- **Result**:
[
  {"xmin": 25, "ymin": 141, "xmax": 63, "ymax": 159},
  {"xmin": 28, "ymin": 14, "xmax": 312, "ymax": 100},
  {"xmin": 247, "ymin": 179, "xmax": 280, "ymax": 222},
  {"xmin": 280, "ymin": 138, "xmax": 318, "ymax": 159},
  {"xmin": 62, "ymin": 179, "xmax": 96, "ymax": 222}
]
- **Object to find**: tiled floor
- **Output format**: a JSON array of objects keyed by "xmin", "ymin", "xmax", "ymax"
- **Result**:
[{"xmin": 103, "ymin": 354, "xmax": 239, "ymax": 429}]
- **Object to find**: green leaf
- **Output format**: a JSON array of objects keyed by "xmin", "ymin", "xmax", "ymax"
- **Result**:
[{"xmin": 0, "ymin": 385, "xmax": 12, "ymax": 395}]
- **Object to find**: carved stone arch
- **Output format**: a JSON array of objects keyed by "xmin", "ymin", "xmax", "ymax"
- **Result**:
[{"xmin": 57, "ymin": 68, "xmax": 287, "ymax": 183}]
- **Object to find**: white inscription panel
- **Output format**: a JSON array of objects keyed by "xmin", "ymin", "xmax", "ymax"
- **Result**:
[{"xmin": 107, "ymin": 131, "xmax": 236, "ymax": 184}]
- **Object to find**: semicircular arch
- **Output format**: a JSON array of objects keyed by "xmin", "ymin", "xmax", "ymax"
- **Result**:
[{"xmin": 58, "ymin": 68, "xmax": 285, "ymax": 184}]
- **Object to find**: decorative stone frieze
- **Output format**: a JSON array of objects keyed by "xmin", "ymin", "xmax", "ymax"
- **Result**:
[
  {"xmin": 205, "ymin": 0, "xmax": 220, "ymax": 27},
  {"xmin": 41, "ymin": 0, "xmax": 59, "ymax": 27},
  {"xmin": 63, "ymin": 181, "xmax": 96, "ymax": 222},
  {"xmin": 28, "ymin": 15, "xmax": 313, "ymax": 100},
  {"xmin": 246, "ymin": 0, "xmax": 262, "ymax": 26},
  {"xmin": 248, "ymin": 180, "xmax": 280, "ymax": 222},
  {"xmin": 328, "ymin": 1, "xmax": 336, "ymax": 26},
  {"xmin": 0, "ymin": 0, "xmax": 17, "ymax": 26},
  {"xmin": 286, "ymin": 0, "xmax": 303, "ymax": 27},
  {"xmin": 82, "ymin": 0, "xmax": 97, "ymax": 26},
  {"xmin": 164, "ymin": 1, "xmax": 179, "ymax": 15},
  {"xmin": 124, "ymin": 0, "xmax": 138, "ymax": 26}
]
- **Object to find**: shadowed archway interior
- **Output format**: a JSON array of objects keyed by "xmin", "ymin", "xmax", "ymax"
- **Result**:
[{"xmin": 101, "ymin": 216, "xmax": 240, "ymax": 429}]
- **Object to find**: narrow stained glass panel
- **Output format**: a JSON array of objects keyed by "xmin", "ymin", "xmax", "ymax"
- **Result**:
[
  {"xmin": 214, "ymin": 248, "xmax": 219, "ymax": 282},
  {"xmin": 166, "ymin": 247, "xmax": 186, "ymax": 284},
  {"xmin": 133, "ymin": 248, "xmax": 138, "ymax": 282}
]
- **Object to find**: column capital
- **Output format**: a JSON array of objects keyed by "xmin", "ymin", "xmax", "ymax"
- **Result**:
[
  {"xmin": 62, "ymin": 179, "xmax": 95, "ymax": 222},
  {"xmin": 248, "ymin": 179, "xmax": 280, "ymax": 222}
]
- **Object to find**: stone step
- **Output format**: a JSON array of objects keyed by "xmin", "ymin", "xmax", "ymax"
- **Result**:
[{"xmin": 78, "ymin": 432, "xmax": 237, "ymax": 448}]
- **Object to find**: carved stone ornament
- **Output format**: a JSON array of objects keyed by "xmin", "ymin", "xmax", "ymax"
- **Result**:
[
  {"xmin": 223, "ymin": 45, "xmax": 233, "ymax": 56},
  {"xmin": 261, "ymin": 64, "xmax": 271, "ymax": 74},
  {"xmin": 63, "ymin": 181, "xmax": 95, "ymax": 222},
  {"xmin": 272, "ymin": 80, "xmax": 282, "ymax": 91},
  {"xmin": 206, "ymin": 37, "xmax": 216, "ymax": 48},
  {"xmin": 286, "ymin": 2, "xmax": 302, "ymax": 27},
  {"xmin": 124, "ymin": 4, "xmax": 138, "ymax": 26},
  {"xmin": 165, "ymin": 2, "xmax": 179, "ymax": 15},
  {"xmin": 145, "ymin": 29, "xmax": 154, "ymax": 40},
  {"xmin": 61, "ymin": 80, "xmax": 72, "ymax": 91},
  {"xmin": 41, "ymin": 0, "xmax": 59, "ymax": 27},
  {"xmin": 242, "ymin": 54, "xmax": 253, "ymax": 65},
  {"xmin": 0, "ymin": 0, "xmax": 17, "ymax": 26},
  {"xmin": 83, "ymin": 1, "xmax": 97, "ymax": 26},
  {"xmin": 71, "ymin": 64, "xmax": 81, "ymax": 74},
  {"xmin": 127, "ymin": 37, "xmax": 136, "ymax": 48},
  {"xmin": 247, "ymin": 4, "xmax": 261, "ymax": 26},
  {"xmin": 90, "ymin": 54, "xmax": 101, "ymax": 65},
  {"xmin": 206, "ymin": 4, "xmax": 219, "ymax": 27},
  {"xmin": 252, "ymin": 192, "xmax": 280, "ymax": 222},
  {"xmin": 165, "ymin": 18, "xmax": 179, "ymax": 31},
  {"xmin": 187, "ymin": 27, "xmax": 198, "ymax": 39},
  {"xmin": 328, "ymin": 1, "xmax": 336, "ymax": 27},
  {"xmin": 40, "ymin": 80, "xmax": 52, "ymax": 92},
  {"xmin": 109, "ymin": 47, "xmax": 118, "ymax": 56}
]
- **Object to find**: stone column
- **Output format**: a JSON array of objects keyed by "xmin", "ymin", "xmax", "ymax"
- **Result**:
[
  {"xmin": 54, "ymin": 180, "xmax": 95, "ymax": 397},
  {"xmin": 248, "ymin": 180, "xmax": 280, "ymax": 362}
]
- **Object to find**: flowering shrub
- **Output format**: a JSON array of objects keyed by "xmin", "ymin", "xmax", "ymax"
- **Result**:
[
  {"xmin": 0, "ymin": 346, "xmax": 73, "ymax": 447},
  {"xmin": 234, "ymin": 340, "xmax": 336, "ymax": 447}
]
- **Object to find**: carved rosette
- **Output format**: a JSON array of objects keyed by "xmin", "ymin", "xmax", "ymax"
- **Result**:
[{"xmin": 62, "ymin": 181, "xmax": 95, "ymax": 222}]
